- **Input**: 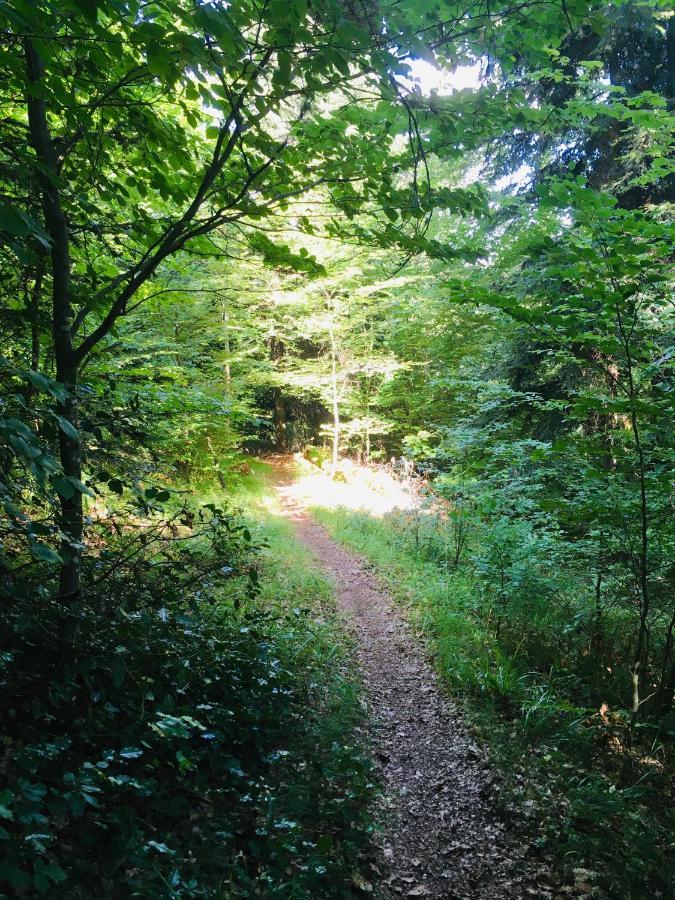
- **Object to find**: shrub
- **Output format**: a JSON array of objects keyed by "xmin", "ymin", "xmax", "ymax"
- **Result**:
[{"xmin": 0, "ymin": 510, "xmax": 374, "ymax": 897}]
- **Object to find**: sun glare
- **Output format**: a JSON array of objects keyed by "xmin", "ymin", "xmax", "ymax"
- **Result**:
[
  {"xmin": 276, "ymin": 456, "xmax": 418, "ymax": 518},
  {"xmin": 404, "ymin": 58, "xmax": 483, "ymax": 95}
]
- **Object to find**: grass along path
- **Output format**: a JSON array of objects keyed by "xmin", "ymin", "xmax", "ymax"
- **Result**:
[{"xmin": 269, "ymin": 455, "xmax": 552, "ymax": 899}]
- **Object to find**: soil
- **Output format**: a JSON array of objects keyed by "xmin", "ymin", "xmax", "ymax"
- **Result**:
[{"xmin": 271, "ymin": 457, "xmax": 554, "ymax": 899}]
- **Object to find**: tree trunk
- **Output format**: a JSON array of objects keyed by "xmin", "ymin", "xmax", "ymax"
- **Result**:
[
  {"xmin": 269, "ymin": 334, "xmax": 286, "ymax": 451},
  {"xmin": 329, "ymin": 321, "xmax": 340, "ymax": 475},
  {"xmin": 615, "ymin": 307, "xmax": 650, "ymax": 714},
  {"xmin": 221, "ymin": 296, "xmax": 231, "ymax": 388},
  {"xmin": 364, "ymin": 373, "xmax": 372, "ymax": 463},
  {"xmin": 25, "ymin": 39, "xmax": 82, "ymax": 598},
  {"xmin": 273, "ymin": 389, "xmax": 287, "ymax": 452},
  {"xmin": 29, "ymin": 264, "xmax": 43, "ymax": 373},
  {"xmin": 24, "ymin": 260, "xmax": 44, "ymax": 413}
]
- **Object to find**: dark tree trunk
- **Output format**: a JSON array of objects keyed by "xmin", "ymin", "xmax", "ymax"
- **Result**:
[
  {"xmin": 23, "ymin": 260, "xmax": 44, "ymax": 410},
  {"xmin": 25, "ymin": 39, "xmax": 82, "ymax": 598},
  {"xmin": 273, "ymin": 389, "xmax": 287, "ymax": 451},
  {"xmin": 655, "ymin": 607, "xmax": 675, "ymax": 717},
  {"xmin": 54, "ymin": 360, "xmax": 83, "ymax": 598},
  {"xmin": 269, "ymin": 334, "xmax": 287, "ymax": 451}
]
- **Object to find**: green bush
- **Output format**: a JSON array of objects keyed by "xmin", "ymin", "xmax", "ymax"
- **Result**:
[{"xmin": 0, "ymin": 507, "xmax": 374, "ymax": 898}]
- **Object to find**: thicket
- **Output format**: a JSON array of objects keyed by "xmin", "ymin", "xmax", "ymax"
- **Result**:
[{"xmin": 1, "ymin": 490, "xmax": 374, "ymax": 896}]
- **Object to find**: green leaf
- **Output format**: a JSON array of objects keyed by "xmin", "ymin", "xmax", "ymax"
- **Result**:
[
  {"xmin": 72, "ymin": 0, "xmax": 98, "ymax": 24},
  {"xmin": 53, "ymin": 476, "xmax": 77, "ymax": 500},
  {"xmin": 0, "ymin": 206, "xmax": 50, "ymax": 247},
  {"xmin": 43, "ymin": 865, "xmax": 67, "ymax": 885},
  {"xmin": 25, "ymin": 370, "xmax": 67, "ymax": 400},
  {"xmin": 146, "ymin": 840, "xmax": 176, "ymax": 855},
  {"xmin": 119, "ymin": 747, "xmax": 143, "ymax": 759},
  {"xmin": 53, "ymin": 476, "xmax": 94, "ymax": 499},
  {"xmin": 29, "ymin": 541, "xmax": 62, "ymax": 564},
  {"xmin": 0, "ymin": 204, "xmax": 30, "ymax": 236},
  {"xmin": 53, "ymin": 414, "xmax": 78, "ymax": 440}
]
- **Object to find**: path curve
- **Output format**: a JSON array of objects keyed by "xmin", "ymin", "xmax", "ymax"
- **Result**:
[{"xmin": 271, "ymin": 458, "xmax": 551, "ymax": 900}]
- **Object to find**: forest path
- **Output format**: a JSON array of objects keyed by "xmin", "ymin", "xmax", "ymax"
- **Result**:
[{"xmin": 268, "ymin": 456, "xmax": 550, "ymax": 900}]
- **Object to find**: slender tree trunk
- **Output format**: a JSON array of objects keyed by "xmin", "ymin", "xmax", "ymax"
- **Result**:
[
  {"xmin": 29, "ymin": 264, "xmax": 43, "ymax": 372},
  {"xmin": 329, "ymin": 321, "xmax": 340, "ymax": 475},
  {"xmin": 591, "ymin": 568, "xmax": 604, "ymax": 662},
  {"xmin": 269, "ymin": 333, "xmax": 286, "ymax": 451},
  {"xmin": 364, "ymin": 373, "xmax": 372, "ymax": 463},
  {"xmin": 655, "ymin": 606, "xmax": 675, "ymax": 716},
  {"xmin": 658, "ymin": 660, "xmax": 675, "ymax": 719},
  {"xmin": 23, "ymin": 260, "xmax": 44, "ymax": 413},
  {"xmin": 615, "ymin": 307, "xmax": 650, "ymax": 714},
  {"xmin": 25, "ymin": 39, "xmax": 82, "ymax": 598},
  {"xmin": 221, "ymin": 297, "xmax": 231, "ymax": 388},
  {"xmin": 273, "ymin": 390, "xmax": 287, "ymax": 451}
]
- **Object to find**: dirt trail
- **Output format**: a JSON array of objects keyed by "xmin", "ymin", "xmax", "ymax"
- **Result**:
[{"xmin": 271, "ymin": 457, "xmax": 551, "ymax": 900}]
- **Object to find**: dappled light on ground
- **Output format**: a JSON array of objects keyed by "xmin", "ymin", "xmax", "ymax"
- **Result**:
[{"xmin": 274, "ymin": 455, "xmax": 418, "ymax": 517}]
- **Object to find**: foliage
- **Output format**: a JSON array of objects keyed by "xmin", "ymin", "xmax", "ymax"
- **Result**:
[
  {"xmin": 0, "ymin": 478, "xmax": 374, "ymax": 897},
  {"xmin": 0, "ymin": 0, "xmax": 672, "ymax": 894}
]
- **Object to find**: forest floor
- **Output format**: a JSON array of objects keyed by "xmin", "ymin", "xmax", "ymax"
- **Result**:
[{"xmin": 268, "ymin": 455, "xmax": 553, "ymax": 900}]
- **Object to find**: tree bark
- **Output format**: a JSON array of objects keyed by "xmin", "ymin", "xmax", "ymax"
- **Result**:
[
  {"xmin": 615, "ymin": 306, "xmax": 650, "ymax": 714},
  {"xmin": 221, "ymin": 297, "xmax": 232, "ymax": 388},
  {"xmin": 269, "ymin": 334, "xmax": 287, "ymax": 451},
  {"xmin": 329, "ymin": 319, "xmax": 340, "ymax": 475},
  {"xmin": 25, "ymin": 39, "xmax": 82, "ymax": 598},
  {"xmin": 29, "ymin": 264, "xmax": 43, "ymax": 373},
  {"xmin": 23, "ymin": 260, "xmax": 44, "ymax": 410},
  {"xmin": 273, "ymin": 389, "xmax": 287, "ymax": 451}
]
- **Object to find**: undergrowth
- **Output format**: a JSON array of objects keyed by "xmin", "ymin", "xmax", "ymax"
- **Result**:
[
  {"xmin": 0, "ymin": 462, "xmax": 374, "ymax": 898},
  {"xmin": 313, "ymin": 504, "xmax": 674, "ymax": 900}
]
